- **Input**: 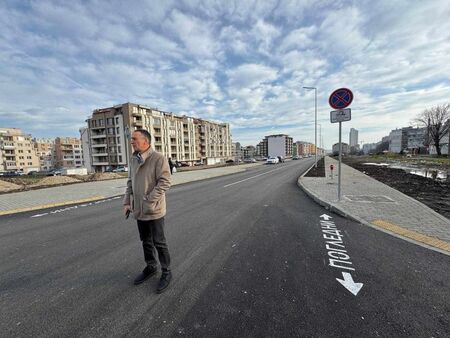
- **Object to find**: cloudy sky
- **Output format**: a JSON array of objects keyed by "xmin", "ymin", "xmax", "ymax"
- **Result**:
[{"xmin": 1, "ymin": 0, "xmax": 449, "ymax": 149}]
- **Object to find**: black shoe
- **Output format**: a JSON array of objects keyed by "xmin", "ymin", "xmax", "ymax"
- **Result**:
[
  {"xmin": 134, "ymin": 266, "xmax": 157, "ymax": 285},
  {"xmin": 156, "ymin": 271, "xmax": 172, "ymax": 293}
]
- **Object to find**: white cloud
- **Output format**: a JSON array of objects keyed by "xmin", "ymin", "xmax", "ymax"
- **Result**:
[{"xmin": 0, "ymin": 0, "xmax": 449, "ymax": 148}]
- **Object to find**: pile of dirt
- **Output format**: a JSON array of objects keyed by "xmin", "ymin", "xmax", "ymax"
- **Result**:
[
  {"xmin": 343, "ymin": 157, "xmax": 450, "ymax": 220},
  {"xmin": 0, "ymin": 179, "xmax": 22, "ymax": 192},
  {"xmin": 29, "ymin": 176, "xmax": 81, "ymax": 187},
  {"xmin": 90, "ymin": 172, "xmax": 124, "ymax": 180}
]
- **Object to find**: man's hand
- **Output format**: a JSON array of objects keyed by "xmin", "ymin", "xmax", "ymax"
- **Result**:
[{"xmin": 124, "ymin": 205, "xmax": 132, "ymax": 218}]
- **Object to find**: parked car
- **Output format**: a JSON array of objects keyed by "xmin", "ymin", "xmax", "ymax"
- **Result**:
[
  {"xmin": 113, "ymin": 166, "xmax": 128, "ymax": 172},
  {"xmin": 292, "ymin": 155, "xmax": 300, "ymax": 160},
  {"xmin": 47, "ymin": 169, "xmax": 63, "ymax": 176},
  {"xmin": 244, "ymin": 158, "xmax": 257, "ymax": 163},
  {"xmin": 266, "ymin": 157, "xmax": 279, "ymax": 164},
  {"xmin": 0, "ymin": 171, "xmax": 21, "ymax": 177}
]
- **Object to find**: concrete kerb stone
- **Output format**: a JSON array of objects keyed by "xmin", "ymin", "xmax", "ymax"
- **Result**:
[
  {"xmin": 297, "ymin": 163, "xmax": 450, "ymax": 257},
  {"xmin": 0, "ymin": 163, "xmax": 261, "ymax": 216}
]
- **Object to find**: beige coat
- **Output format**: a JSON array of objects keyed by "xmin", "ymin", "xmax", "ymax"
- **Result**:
[{"xmin": 123, "ymin": 147, "xmax": 171, "ymax": 220}]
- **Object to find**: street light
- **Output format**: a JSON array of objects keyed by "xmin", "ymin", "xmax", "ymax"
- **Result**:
[
  {"xmin": 303, "ymin": 86, "xmax": 317, "ymax": 167},
  {"xmin": 318, "ymin": 123, "xmax": 322, "ymax": 155}
]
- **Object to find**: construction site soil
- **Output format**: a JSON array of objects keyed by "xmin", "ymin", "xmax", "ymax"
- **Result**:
[
  {"xmin": 343, "ymin": 157, "xmax": 450, "ymax": 220},
  {"xmin": 304, "ymin": 156, "xmax": 450, "ymax": 220}
]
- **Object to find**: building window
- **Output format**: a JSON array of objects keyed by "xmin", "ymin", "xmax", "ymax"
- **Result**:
[
  {"xmin": 117, "ymin": 137, "xmax": 120, "ymax": 143},
  {"xmin": 116, "ymin": 127, "xmax": 120, "ymax": 134},
  {"xmin": 115, "ymin": 117, "xmax": 119, "ymax": 124},
  {"xmin": 119, "ymin": 155, "xmax": 122, "ymax": 162}
]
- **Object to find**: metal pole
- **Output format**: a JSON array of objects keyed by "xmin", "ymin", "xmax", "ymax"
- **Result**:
[
  {"xmin": 314, "ymin": 88, "xmax": 317, "ymax": 168},
  {"xmin": 338, "ymin": 121, "xmax": 342, "ymax": 201},
  {"xmin": 302, "ymin": 86, "xmax": 318, "ymax": 167}
]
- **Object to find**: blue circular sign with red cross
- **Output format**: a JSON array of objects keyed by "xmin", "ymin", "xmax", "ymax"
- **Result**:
[{"xmin": 329, "ymin": 88, "xmax": 353, "ymax": 109}]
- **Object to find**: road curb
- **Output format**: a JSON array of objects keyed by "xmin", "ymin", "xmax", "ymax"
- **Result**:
[{"xmin": 296, "ymin": 172, "xmax": 450, "ymax": 257}]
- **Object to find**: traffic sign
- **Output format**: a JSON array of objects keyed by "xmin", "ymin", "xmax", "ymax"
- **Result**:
[
  {"xmin": 329, "ymin": 88, "xmax": 353, "ymax": 109},
  {"xmin": 330, "ymin": 108, "xmax": 351, "ymax": 123}
]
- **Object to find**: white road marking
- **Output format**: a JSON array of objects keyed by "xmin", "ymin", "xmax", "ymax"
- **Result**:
[
  {"xmin": 223, "ymin": 166, "xmax": 285, "ymax": 187},
  {"xmin": 336, "ymin": 272, "xmax": 364, "ymax": 296},
  {"xmin": 30, "ymin": 196, "xmax": 121, "ymax": 218},
  {"xmin": 318, "ymin": 214, "xmax": 364, "ymax": 296}
]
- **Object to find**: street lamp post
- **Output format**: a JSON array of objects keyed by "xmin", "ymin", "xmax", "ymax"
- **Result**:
[
  {"xmin": 318, "ymin": 123, "xmax": 322, "ymax": 156},
  {"xmin": 303, "ymin": 86, "xmax": 317, "ymax": 167}
]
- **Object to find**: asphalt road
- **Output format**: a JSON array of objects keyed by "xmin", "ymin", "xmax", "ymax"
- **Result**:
[{"xmin": 0, "ymin": 159, "xmax": 449, "ymax": 337}]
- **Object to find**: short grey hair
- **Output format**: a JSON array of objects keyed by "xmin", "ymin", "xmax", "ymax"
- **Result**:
[{"xmin": 134, "ymin": 129, "xmax": 151, "ymax": 144}]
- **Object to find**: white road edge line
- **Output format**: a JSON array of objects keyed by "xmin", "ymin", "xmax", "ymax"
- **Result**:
[{"xmin": 223, "ymin": 166, "xmax": 285, "ymax": 187}]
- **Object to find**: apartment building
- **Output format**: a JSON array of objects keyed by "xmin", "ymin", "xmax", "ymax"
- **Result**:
[
  {"xmin": 257, "ymin": 135, "xmax": 293, "ymax": 158},
  {"xmin": 232, "ymin": 142, "xmax": 242, "ymax": 160},
  {"xmin": 332, "ymin": 142, "xmax": 349, "ymax": 156},
  {"xmin": 84, "ymin": 103, "xmax": 232, "ymax": 172},
  {"xmin": 0, "ymin": 128, "xmax": 40, "ymax": 173},
  {"xmin": 243, "ymin": 145, "xmax": 256, "ymax": 158},
  {"xmin": 54, "ymin": 137, "xmax": 83, "ymax": 168},
  {"xmin": 296, "ymin": 141, "xmax": 315, "ymax": 156},
  {"xmin": 33, "ymin": 138, "xmax": 54, "ymax": 171},
  {"xmin": 257, "ymin": 139, "xmax": 268, "ymax": 157},
  {"xmin": 389, "ymin": 127, "xmax": 427, "ymax": 154}
]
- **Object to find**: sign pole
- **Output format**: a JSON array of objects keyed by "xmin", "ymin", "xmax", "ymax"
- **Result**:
[{"xmin": 338, "ymin": 121, "xmax": 342, "ymax": 201}]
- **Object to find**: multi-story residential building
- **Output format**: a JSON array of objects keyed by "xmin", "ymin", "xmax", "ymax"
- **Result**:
[
  {"xmin": 79, "ymin": 127, "xmax": 93, "ymax": 172},
  {"xmin": 259, "ymin": 134, "xmax": 293, "ymax": 158},
  {"xmin": 84, "ymin": 103, "xmax": 232, "ymax": 172},
  {"xmin": 332, "ymin": 142, "xmax": 349, "ymax": 156},
  {"xmin": 54, "ymin": 137, "xmax": 83, "ymax": 168},
  {"xmin": 0, "ymin": 128, "xmax": 40, "ymax": 173},
  {"xmin": 349, "ymin": 128, "xmax": 358, "ymax": 147},
  {"xmin": 362, "ymin": 143, "xmax": 378, "ymax": 154},
  {"xmin": 296, "ymin": 141, "xmax": 315, "ymax": 156},
  {"xmin": 389, "ymin": 127, "xmax": 427, "ymax": 154},
  {"xmin": 405, "ymin": 127, "xmax": 427, "ymax": 154},
  {"xmin": 33, "ymin": 138, "xmax": 54, "ymax": 171},
  {"xmin": 388, "ymin": 128, "xmax": 404, "ymax": 153},
  {"xmin": 232, "ymin": 142, "xmax": 242, "ymax": 160},
  {"xmin": 243, "ymin": 145, "xmax": 256, "ymax": 158},
  {"xmin": 257, "ymin": 139, "xmax": 268, "ymax": 157},
  {"xmin": 195, "ymin": 118, "xmax": 232, "ymax": 165}
]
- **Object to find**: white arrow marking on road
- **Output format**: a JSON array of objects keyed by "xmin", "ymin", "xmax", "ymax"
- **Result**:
[
  {"xmin": 336, "ymin": 272, "xmax": 363, "ymax": 296},
  {"xmin": 320, "ymin": 214, "xmax": 332, "ymax": 220}
]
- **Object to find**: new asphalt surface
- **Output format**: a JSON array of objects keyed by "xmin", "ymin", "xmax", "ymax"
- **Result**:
[{"xmin": 1, "ymin": 158, "xmax": 449, "ymax": 337}]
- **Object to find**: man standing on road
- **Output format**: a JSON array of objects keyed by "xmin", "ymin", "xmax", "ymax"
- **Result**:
[{"xmin": 123, "ymin": 129, "xmax": 173, "ymax": 293}]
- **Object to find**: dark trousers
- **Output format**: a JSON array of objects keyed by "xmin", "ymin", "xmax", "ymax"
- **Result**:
[{"xmin": 137, "ymin": 218, "xmax": 171, "ymax": 272}]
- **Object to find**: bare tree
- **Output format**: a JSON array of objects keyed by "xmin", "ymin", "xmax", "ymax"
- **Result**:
[{"xmin": 414, "ymin": 104, "xmax": 450, "ymax": 156}]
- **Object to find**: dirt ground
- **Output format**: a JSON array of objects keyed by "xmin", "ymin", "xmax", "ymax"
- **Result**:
[
  {"xmin": 0, "ymin": 172, "xmax": 126, "ymax": 194},
  {"xmin": 342, "ymin": 156, "xmax": 450, "ymax": 220}
]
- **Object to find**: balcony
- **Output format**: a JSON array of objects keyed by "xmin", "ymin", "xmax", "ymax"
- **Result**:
[
  {"xmin": 91, "ymin": 133, "xmax": 106, "ymax": 139},
  {"xmin": 92, "ymin": 161, "xmax": 109, "ymax": 166},
  {"xmin": 91, "ymin": 143, "xmax": 107, "ymax": 148},
  {"xmin": 2, "ymin": 145, "xmax": 14, "ymax": 150},
  {"xmin": 92, "ymin": 152, "xmax": 108, "ymax": 157}
]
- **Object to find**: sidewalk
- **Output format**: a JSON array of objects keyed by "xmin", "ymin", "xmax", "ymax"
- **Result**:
[
  {"xmin": 298, "ymin": 157, "xmax": 450, "ymax": 255},
  {"xmin": 0, "ymin": 163, "xmax": 260, "ymax": 216}
]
